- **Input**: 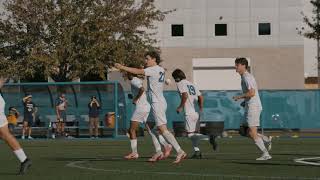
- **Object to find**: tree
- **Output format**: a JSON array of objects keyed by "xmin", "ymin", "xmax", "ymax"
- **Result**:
[
  {"xmin": 0, "ymin": 0, "xmax": 171, "ymax": 81},
  {"xmin": 299, "ymin": 0, "xmax": 320, "ymax": 88}
]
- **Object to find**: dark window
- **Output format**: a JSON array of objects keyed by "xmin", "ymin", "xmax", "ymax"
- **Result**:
[
  {"xmin": 258, "ymin": 23, "xmax": 271, "ymax": 35},
  {"xmin": 215, "ymin": 24, "xmax": 227, "ymax": 36},
  {"xmin": 171, "ymin": 24, "xmax": 184, "ymax": 37}
]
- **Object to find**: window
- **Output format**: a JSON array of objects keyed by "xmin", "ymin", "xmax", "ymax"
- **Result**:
[
  {"xmin": 258, "ymin": 23, "xmax": 271, "ymax": 35},
  {"xmin": 215, "ymin": 24, "xmax": 227, "ymax": 36},
  {"xmin": 171, "ymin": 24, "xmax": 184, "ymax": 37}
]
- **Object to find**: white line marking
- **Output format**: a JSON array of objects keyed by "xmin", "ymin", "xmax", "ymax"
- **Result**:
[
  {"xmin": 66, "ymin": 160, "xmax": 319, "ymax": 180},
  {"xmin": 294, "ymin": 157, "xmax": 320, "ymax": 166}
]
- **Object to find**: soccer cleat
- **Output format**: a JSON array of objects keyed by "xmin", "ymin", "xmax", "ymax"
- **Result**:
[
  {"xmin": 256, "ymin": 154, "xmax": 272, "ymax": 161},
  {"xmin": 28, "ymin": 136, "xmax": 33, "ymax": 140},
  {"xmin": 51, "ymin": 134, "xmax": 56, "ymax": 139},
  {"xmin": 18, "ymin": 158, "xmax": 32, "ymax": 175},
  {"xmin": 265, "ymin": 136, "xmax": 272, "ymax": 151},
  {"xmin": 148, "ymin": 152, "xmax": 164, "ymax": 162},
  {"xmin": 190, "ymin": 151, "xmax": 202, "ymax": 159},
  {"xmin": 173, "ymin": 151, "xmax": 187, "ymax": 164},
  {"xmin": 209, "ymin": 135, "xmax": 218, "ymax": 151},
  {"xmin": 124, "ymin": 152, "xmax": 139, "ymax": 160},
  {"xmin": 163, "ymin": 145, "xmax": 172, "ymax": 159}
]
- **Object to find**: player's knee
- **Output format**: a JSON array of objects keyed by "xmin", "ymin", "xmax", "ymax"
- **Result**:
[
  {"xmin": 129, "ymin": 128, "xmax": 136, "ymax": 135},
  {"xmin": 157, "ymin": 126, "xmax": 167, "ymax": 134},
  {"xmin": 248, "ymin": 129, "xmax": 257, "ymax": 139}
]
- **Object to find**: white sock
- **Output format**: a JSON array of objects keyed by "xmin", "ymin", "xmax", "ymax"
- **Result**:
[
  {"xmin": 254, "ymin": 137, "xmax": 269, "ymax": 154},
  {"xmin": 130, "ymin": 139, "xmax": 138, "ymax": 154},
  {"xmin": 158, "ymin": 134, "xmax": 169, "ymax": 146},
  {"xmin": 148, "ymin": 129, "xmax": 162, "ymax": 153},
  {"xmin": 13, "ymin": 149, "xmax": 27, "ymax": 162},
  {"xmin": 162, "ymin": 131, "xmax": 182, "ymax": 153},
  {"xmin": 188, "ymin": 133, "xmax": 201, "ymax": 152},
  {"xmin": 258, "ymin": 133, "xmax": 270, "ymax": 143}
]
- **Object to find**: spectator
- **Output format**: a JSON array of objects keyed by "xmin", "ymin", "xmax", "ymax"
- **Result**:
[
  {"xmin": 55, "ymin": 93, "xmax": 68, "ymax": 137},
  {"xmin": 88, "ymin": 96, "xmax": 101, "ymax": 138},
  {"xmin": 7, "ymin": 107, "xmax": 20, "ymax": 133},
  {"xmin": 22, "ymin": 94, "xmax": 37, "ymax": 140}
]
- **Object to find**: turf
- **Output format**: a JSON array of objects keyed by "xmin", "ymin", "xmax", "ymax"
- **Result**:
[{"xmin": 0, "ymin": 137, "xmax": 319, "ymax": 180}]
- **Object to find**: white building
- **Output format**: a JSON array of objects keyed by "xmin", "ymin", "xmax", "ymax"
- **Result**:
[{"xmin": 151, "ymin": 0, "xmax": 315, "ymax": 90}]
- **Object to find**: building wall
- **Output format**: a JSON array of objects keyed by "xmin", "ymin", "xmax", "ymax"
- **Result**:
[
  {"xmin": 150, "ymin": 0, "xmax": 305, "ymax": 90},
  {"xmin": 161, "ymin": 47, "xmax": 304, "ymax": 90},
  {"xmin": 154, "ymin": 0, "xmax": 303, "ymax": 48}
]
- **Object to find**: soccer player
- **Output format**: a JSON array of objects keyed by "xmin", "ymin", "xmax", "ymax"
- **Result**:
[
  {"xmin": 0, "ymin": 78, "xmax": 32, "ymax": 174},
  {"xmin": 233, "ymin": 57, "xmax": 272, "ymax": 160},
  {"xmin": 115, "ymin": 51, "xmax": 187, "ymax": 163},
  {"xmin": 22, "ymin": 94, "xmax": 37, "ymax": 140},
  {"xmin": 172, "ymin": 69, "xmax": 217, "ymax": 159},
  {"xmin": 124, "ymin": 71, "xmax": 172, "ymax": 161}
]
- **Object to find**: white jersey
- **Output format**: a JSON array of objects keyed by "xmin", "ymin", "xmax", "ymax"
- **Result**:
[
  {"xmin": 144, "ymin": 65, "xmax": 166, "ymax": 104},
  {"xmin": 130, "ymin": 77, "xmax": 149, "ymax": 107},
  {"xmin": 241, "ymin": 71, "xmax": 262, "ymax": 109},
  {"xmin": 176, "ymin": 79, "xmax": 201, "ymax": 115},
  {"xmin": 0, "ymin": 94, "xmax": 8, "ymax": 128}
]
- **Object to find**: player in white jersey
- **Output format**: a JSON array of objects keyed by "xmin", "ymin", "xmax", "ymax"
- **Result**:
[
  {"xmin": 172, "ymin": 69, "xmax": 218, "ymax": 159},
  {"xmin": 233, "ymin": 57, "xmax": 272, "ymax": 161},
  {"xmin": 0, "ymin": 78, "xmax": 32, "ymax": 174},
  {"xmin": 115, "ymin": 51, "xmax": 186, "ymax": 163},
  {"xmin": 124, "ymin": 72, "xmax": 172, "ymax": 160}
]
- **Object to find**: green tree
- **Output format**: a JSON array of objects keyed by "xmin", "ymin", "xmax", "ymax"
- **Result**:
[
  {"xmin": 0, "ymin": 0, "xmax": 171, "ymax": 81},
  {"xmin": 299, "ymin": 0, "xmax": 320, "ymax": 87}
]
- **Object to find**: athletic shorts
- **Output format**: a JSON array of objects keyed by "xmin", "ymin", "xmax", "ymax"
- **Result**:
[
  {"xmin": 131, "ymin": 104, "xmax": 150, "ymax": 123},
  {"xmin": 58, "ymin": 110, "xmax": 67, "ymax": 122},
  {"xmin": 185, "ymin": 112, "xmax": 200, "ymax": 133},
  {"xmin": 23, "ymin": 114, "xmax": 34, "ymax": 126},
  {"xmin": 150, "ymin": 102, "xmax": 167, "ymax": 127},
  {"xmin": 89, "ymin": 117, "xmax": 99, "ymax": 124},
  {"xmin": 0, "ymin": 95, "xmax": 8, "ymax": 128},
  {"xmin": 8, "ymin": 123, "xmax": 15, "ymax": 131},
  {"xmin": 244, "ymin": 106, "xmax": 262, "ymax": 127}
]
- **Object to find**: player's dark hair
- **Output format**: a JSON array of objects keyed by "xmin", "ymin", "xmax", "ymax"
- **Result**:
[
  {"xmin": 172, "ymin": 69, "xmax": 186, "ymax": 82},
  {"xmin": 235, "ymin": 57, "xmax": 248, "ymax": 69},
  {"xmin": 144, "ymin": 51, "xmax": 161, "ymax": 65}
]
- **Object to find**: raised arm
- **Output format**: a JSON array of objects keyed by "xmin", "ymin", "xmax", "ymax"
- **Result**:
[{"xmin": 114, "ymin": 63, "xmax": 145, "ymax": 75}]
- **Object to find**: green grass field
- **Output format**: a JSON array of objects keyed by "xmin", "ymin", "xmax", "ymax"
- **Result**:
[{"xmin": 0, "ymin": 137, "xmax": 319, "ymax": 180}]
